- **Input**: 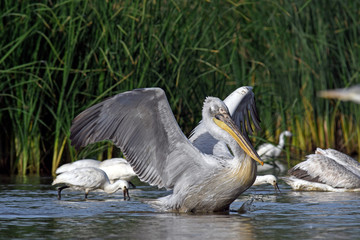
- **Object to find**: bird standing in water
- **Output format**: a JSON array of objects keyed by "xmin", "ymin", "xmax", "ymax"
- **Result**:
[
  {"xmin": 52, "ymin": 167, "xmax": 130, "ymax": 200},
  {"xmin": 70, "ymin": 87, "xmax": 263, "ymax": 213}
]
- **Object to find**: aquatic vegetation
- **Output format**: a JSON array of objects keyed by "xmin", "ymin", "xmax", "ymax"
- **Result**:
[{"xmin": 0, "ymin": 0, "xmax": 359, "ymax": 175}]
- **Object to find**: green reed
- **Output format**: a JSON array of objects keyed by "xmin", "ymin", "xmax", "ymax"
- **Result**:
[{"xmin": 0, "ymin": 0, "xmax": 359, "ymax": 175}]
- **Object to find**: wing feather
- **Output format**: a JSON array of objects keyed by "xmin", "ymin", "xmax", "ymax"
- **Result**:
[
  {"xmin": 70, "ymin": 88, "xmax": 204, "ymax": 189},
  {"xmin": 288, "ymin": 154, "xmax": 360, "ymax": 189}
]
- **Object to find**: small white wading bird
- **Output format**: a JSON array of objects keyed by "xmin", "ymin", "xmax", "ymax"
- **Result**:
[
  {"xmin": 70, "ymin": 87, "xmax": 263, "ymax": 213},
  {"xmin": 55, "ymin": 159, "xmax": 101, "ymax": 174},
  {"xmin": 52, "ymin": 167, "xmax": 130, "ymax": 200},
  {"xmin": 56, "ymin": 158, "xmax": 137, "ymax": 187},
  {"xmin": 256, "ymin": 130, "xmax": 292, "ymax": 172},
  {"xmin": 99, "ymin": 158, "xmax": 137, "ymax": 187},
  {"xmin": 281, "ymin": 148, "xmax": 360, "ymax": 192},
  {"xmin": 253, "ymin": 175, "xmax": 280, "ymax": 192},
  {"xmin": 318, "ymin": 85, "xmax": 360, "ymax": 104}
]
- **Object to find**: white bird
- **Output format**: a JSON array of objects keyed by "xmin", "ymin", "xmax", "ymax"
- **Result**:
[
  {"xmin": 55, "ymin": 159, "xmax": 101, "ymax": 174},
  {"xmin": 52, "ymin": 167, "xmax": 130, "ymax": 200},
  {"xmin": 256, "ymin": 130, "xmax": 292, "ymax": 172},
  {"xmin": 70, "ymin": 87, "xmax": 263, "ymax": 213},
  {"xmin": 99, "ymin": 158, "xmax": 137, "ymax": 186},
  {"xmin": 318, "ymin": 85, "xmax": 360, "ymax": 104},
  {"xmin": 56, "ymin": 158, "xmax": 136, "ymax": 188},
  {"xmin": 253, "ymin": 175, "xmax": 280, "ymax": 192},
  {"xmin": 281, "ymin": 148, "xmax": 360, "ymax": 191}
]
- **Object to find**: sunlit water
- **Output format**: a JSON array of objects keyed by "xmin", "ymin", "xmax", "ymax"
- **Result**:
[{"xmin": 1, "ymin": 174, "xmax": 360, "ymax": 239}]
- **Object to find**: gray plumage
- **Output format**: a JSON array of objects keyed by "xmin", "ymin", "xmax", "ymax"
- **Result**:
[
  {"xmin": 70, "ymin": 87, "xmax": 262, "ymax": 212},
  {"xmin": 283, "ymin": 148, "xmax": 360, "ymax": 191}
]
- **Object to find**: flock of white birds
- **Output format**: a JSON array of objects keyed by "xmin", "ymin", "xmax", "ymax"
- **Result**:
[{"xmin": 52, "ymin": 85, "xmax": 360, "ymax": 212}]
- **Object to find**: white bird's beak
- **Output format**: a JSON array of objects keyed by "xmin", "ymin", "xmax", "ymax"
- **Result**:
[
  {"xmin": 274, "ymin": 183, "xmax": 281, "ymax": 193},
  {"xmin": 213, "ymin": 114, "xmax": 264, "ymax": 166}
]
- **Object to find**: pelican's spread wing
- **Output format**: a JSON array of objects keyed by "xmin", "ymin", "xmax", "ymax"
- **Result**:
[
  {"xmin": 190, "ymin": 86, "xmax": 260, "ymax": 156},
  {"xmin": 224, "ymin": 86, "xmax": 261, "ymax": 135},
  {"xmin": 288, "ymin": 154, "xmax": 360, "ymax": 189},
  {"xmin": 70, "ymin": 88, "xmax": 205, "ymax": 189}
]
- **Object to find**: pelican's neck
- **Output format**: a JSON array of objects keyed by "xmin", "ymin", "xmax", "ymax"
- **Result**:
[{"xmin": 228, "ymin": 140, "xmax": 245, "ymax": 159}]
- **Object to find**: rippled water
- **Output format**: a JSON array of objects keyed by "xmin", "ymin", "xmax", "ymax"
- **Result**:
[{"xmin": 1, "ymin": 174, "xmax": 359, "ymax": 239}]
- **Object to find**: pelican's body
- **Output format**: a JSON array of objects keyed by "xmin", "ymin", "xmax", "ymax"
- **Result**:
[
  {"xmin": 253, "ymin": 175, "xmax": 280, "ymax": 192},
  {"xmin": 55, "ymin": 159, "xmax": 101, "ymax": 174},
  {"xmin": 256, "ymin": 131, "xmax": 292, "ymax": 172},
  {"xmin": 99, "ymin": 158, "xmax": 137, "ymax": 184},
  {"xmin": 318, "ymin": 85, "xmax": 360, "ymax": 104},
  {"xmin": 70, "ymin": 87, "xmax": 263, "ymax": 212},
  {"xmin": 52, "ymin": 167, "xmax": 130, "ymax": 200},
  {"xmin": 282, "ymin": 148, "xmax": 360, "ymax": 191}
]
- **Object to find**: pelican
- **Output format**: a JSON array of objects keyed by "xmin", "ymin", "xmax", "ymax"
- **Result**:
[
  {"xmin": 99, "ymin": 158, "xmax": 137, "ymax": 187},
  {"xmin": 52, "ymin": 167, "xmax": 130, "ymax": 200},
  {"xmin": 256, "ymin": 130, "xmax": 292, "ymax": 172},
  {"xmin": 253, "ymin": 175, "xmax": 280, "ymax": 192},
  {"xmin": 70, "ymin": 87, "xmax": 263, "ymax": 212},
  {"xmin": 187, "ymin": 87, "xmax": 280, "ymax": 193},
  {"xmin": 318, "ymin": 85, "xmax": 360, "ymax": 104},
  {"xmin": 281, "ymin": 148, "xmax": 360, "ymax": 191},
  {"xmin": 55, "ymin": 159, "xmax": 101, "ymax": 174}
]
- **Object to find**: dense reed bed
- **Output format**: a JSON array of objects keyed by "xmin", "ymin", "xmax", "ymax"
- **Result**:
[{"xmin": 0, "ymin": 0, "xmax": 359, "ymax": 175}]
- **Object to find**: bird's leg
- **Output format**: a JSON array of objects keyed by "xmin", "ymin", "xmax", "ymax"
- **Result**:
[
  {"xmin": 57, "ymin": 186, "xmax": 69, "ymax": 200},
  {"xmin": 129, "ymin": 181, "xmax": 136, "ymax": 189},
  {"xmin": 85, "ymin": 191, "xmax": 89, "ymax": 200},
  {"xmin": 123, "ymin": 187, "xmax": 130, "ymax": 200}
]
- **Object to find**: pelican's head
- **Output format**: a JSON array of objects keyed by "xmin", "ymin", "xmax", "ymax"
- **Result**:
[
  {"xmin": 202, "ymin": 97, "xmax": 263, "ymax": 165},
  {"xmin": 114, "ymin": 179, "xmax": 130, "ymax": 200}
]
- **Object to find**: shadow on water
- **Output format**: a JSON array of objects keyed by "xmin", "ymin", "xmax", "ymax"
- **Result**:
[{"xmin": 0, "ymin": 175, "xmax": 360, "ymax": 239}]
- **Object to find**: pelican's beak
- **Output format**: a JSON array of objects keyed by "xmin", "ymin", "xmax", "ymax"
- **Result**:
[
  {"xmin": 213, "ymin": 113, "xmax": 263, "ymax": 166},
  {"xmin": 123, "ymin": 187, "xmax": 130, "ymax": 200}
]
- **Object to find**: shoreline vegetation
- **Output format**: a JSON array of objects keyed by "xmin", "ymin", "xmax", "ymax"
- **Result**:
[{"xmin": 1, "ymin": 1, "xmax": 359, "ymax": 176}]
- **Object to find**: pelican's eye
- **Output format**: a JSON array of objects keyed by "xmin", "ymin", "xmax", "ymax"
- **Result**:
[{"xmin": 219, "ymin": 107, "xmax": 227, "ymax": 114}]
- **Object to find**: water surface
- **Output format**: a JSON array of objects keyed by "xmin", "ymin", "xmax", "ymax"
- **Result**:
[{"xmin": 1, "ymin": 175, "xmax": 359, "ymax": 239}]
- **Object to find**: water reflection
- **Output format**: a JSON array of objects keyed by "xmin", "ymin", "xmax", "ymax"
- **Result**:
[{"xmin": 0, "ymin": 175, "xmax": 360, "ymax": 239}]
